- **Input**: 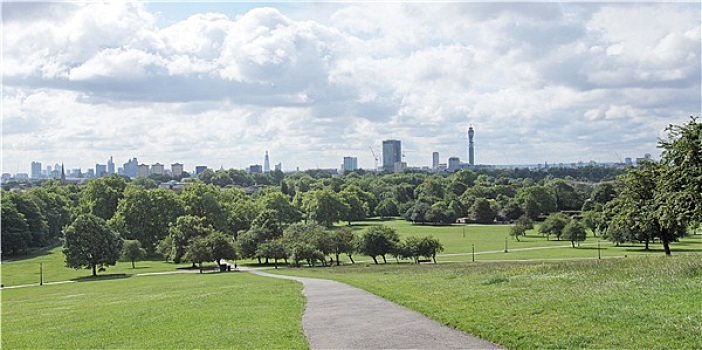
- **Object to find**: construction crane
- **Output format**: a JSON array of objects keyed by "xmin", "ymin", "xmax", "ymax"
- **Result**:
[{"xmin": 369, "ymin": 146, "xmax": 379, "ymax": 171}]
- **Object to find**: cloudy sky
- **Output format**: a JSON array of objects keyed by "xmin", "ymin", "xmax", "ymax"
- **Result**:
[{"xmin": 2, "ymin": 1, "xmax": 700, "ymax": 174}]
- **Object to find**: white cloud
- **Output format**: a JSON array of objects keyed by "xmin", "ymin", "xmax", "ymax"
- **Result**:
[{"xmin": 2, "ymin": 2, "xmax": 699, "ymax": 174}]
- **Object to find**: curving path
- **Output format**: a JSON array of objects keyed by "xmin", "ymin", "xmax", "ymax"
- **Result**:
[{"xmin": 248, "ymin": 269, "xmax": 504, "ymax": 350}]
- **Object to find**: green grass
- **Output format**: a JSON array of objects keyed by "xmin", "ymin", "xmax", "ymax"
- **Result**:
[
  {"xmin": 340, "ymin": 219, "xmax": 702, "ymax": 263},
  {"xmin": 1, "ymin": 246, "xmax": 196, "ymax": 287},
  {"xmin": 271, "ymin": 254, "xmax": 702, "ymax": 349},
  {"xmin": 1, "ymin": 272, "xmax": 308, "ymax": 349}
]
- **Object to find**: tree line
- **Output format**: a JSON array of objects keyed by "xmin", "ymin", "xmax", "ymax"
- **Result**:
[{"xmin": 1, "ymin": 117, "xmax": 698, "ymax": 272}]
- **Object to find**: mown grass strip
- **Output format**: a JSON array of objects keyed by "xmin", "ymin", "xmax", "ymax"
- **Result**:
[
  {"xmin": 272, "ymin": 254, "xmax": 702, "ymax": 349},
  {"xmin": 2, "ymin": 273, "xmax": 308, "ymax": 349}
]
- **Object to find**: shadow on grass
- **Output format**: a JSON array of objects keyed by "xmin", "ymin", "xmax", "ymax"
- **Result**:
[
  {"xmin": 1, "ymin": 243, "xmax": 61, "ymax": 262},
  {"xmin": 73, "ymin": 273, "xmax": 131, "ymax": 283}
]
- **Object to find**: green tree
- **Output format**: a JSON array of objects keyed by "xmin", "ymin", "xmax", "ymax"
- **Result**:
[
  {"xmin": 562, "ymin": 219, "xmax": 587, "ymax": 247},
  {"xmin": 166, "ymin": 215, "xmax": 215, "ymax": 264},
  {"xmin": 121, "ymin": 240, "xmax": 146, "ymax": 268},
  {"xmin": 330, "ymin": 227, "xmax": 356, "ymax": 265},
  {"xmin": 1, "ymin": 199, "xmax": 31, "ymax": 256},
  {"xmin": 509, "ymin": 223, "xmax": 526, "ymax": 241},
  {"xmin": 181, "ymin": 183, "xmax": 229, "ymax": 232},
  {"xmin": 208, "ymin": 232, "xmax": 238, "ymax": 265},
  {"xmin": 357, "ymin": 225, "xmax": 400, "ymax": 264},
  {"xmin": 339, "ymin": 188, "xmax": 368, "ymax": 225},
  {"xmin": 539, "ymin": 212, "xmax": 570, "ymax": 240},
  {"xmin": 111, "ymin": 186, "xmax": 184, "ymax": 252},
  {"xmin": 79, "ymin": 174, "xmax": 128, "ymax": 220},
  {"xmin": 256, "ymin": 239, "xmax": 288, "ymax": 269},
  {"xmin": 63, "ymin": 214, "xmax": 123, "ymax": 276},
  {"xmin": 260, "ymin": 192, "xmax": 302, "ymax": 225},
  {"xmin": 183, "ymin": 236, "xmax": 212, "ymax": 268},
  {"xmin": 4, "ymin": 191, "xmax": 49, "ymax": 247},
  {"xmin": 658, "ymin": 117, "xmax": 702, "ymax": 230},
  {"xmin": 375, "ymin": 198, "xmax": 399, "ymax": 218},
  {"xmin": 470, "ymin": 198, "xmax": 498, "ymax": 223},
  {"xmin": 303, "ymin": 189, "xmax": 349, "ymax": 227},
  {"xmin": 516, "ymin": 185, "xmax": 557, "ymax": 220},
  {"xmin": 417, "ymin": 236, "xmax": 443, "ymax": 263}
]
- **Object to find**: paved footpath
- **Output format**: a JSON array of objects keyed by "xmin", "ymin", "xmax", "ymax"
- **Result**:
[{"xmin": 248, "ymin": 269, "xmax": 504, "ymax": 350}]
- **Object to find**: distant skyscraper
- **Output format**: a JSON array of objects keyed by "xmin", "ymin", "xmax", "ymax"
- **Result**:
[
  {"xmin": 343, "ymin": 156, "xmax": 358, "ymax": 171},
  {"xmin": 249, "ymin": 164, "xmax": 263, "ymax": 173},
  {"xmin": 137, "ymin": 164, "xmax": 150, "ymax": 178},
  {"xmin": 382, "ymin": 139, "xmax": 402, "ymax": 172},
  {"xmin": 432, "ymin": 152, "xmax": 439, "ymax": 171},
  {"xmin": 448, "ymin": 156, "xmax": 461, "ymax": 172},
  {"xmin": 123, "ymin": 158, "xmax": 138, "ymax": 178},
  {"xmin": 31, "ymin": 161, "xmax": 42, "ymax": 179},
  {"xmin": 275, "ymin": 163, "xmax": 282, "ymax": 172},
  {"xmin": 151, "ymin": 163, "xmax": 165, "ymax": 175},
  {"xmin": 107, "ymin": 157, "xmax": 115, "ymax": 174},
  {"xmin": 95, "ymin": 164, "xmax": 107, "ymax": 177},
  {"xmin": 468, "ymin": 126, "xmax": 475, "ymax": 166},
  {"xmin": 264, "ymin": 151, "xmax": 270, "ymax": 173},
  {"xmin": 195, "ymin": 166, "xmax": 207, "ymax": 175},
  {"xmin": 171, "ymin": 163, "xmax": 184, "ymax": 177}
]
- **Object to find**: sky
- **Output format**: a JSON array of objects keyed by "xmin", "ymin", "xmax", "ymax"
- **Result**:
[{"xmin": 2, "ymin": 1, "xmax": 700, "ymax": 174}]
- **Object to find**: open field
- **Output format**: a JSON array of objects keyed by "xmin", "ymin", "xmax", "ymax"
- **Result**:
[
  {"xmin": 343, "ymin": 219, "xmax": 702, "ymax": 263},
  {"xmin": 272, "ymin": 254, "xmax": 702, "ymax": 349},
  {"xmin": 1, "ymin": 246, "xmax": 195, "ymax": 287},
  {"xmin": 3, "ymin": 219, "xmax": 699, "ymax": 287},
  {"xmin": 1, "ymin": 272, "xmax": 308, "ymax": 349}
]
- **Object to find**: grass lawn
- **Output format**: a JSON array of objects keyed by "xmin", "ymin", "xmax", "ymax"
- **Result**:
[
  {"xmin": 271, "ymin": 254, "xmax": 702, "ymax": 349},
  {"xmin": 1, "ymin": 272, "xmax": 308, "ymax": 349},
  {"xmin": 1, "ymin": 246, "xmax": 196, "ymax": 287},
  {"xmin": 338, "ymin": 219, "xmax": 702, "ymax": 263}
]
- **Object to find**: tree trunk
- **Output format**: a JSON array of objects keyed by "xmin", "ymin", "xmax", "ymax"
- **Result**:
[
  {"xmin": 662, "ymin": 236, "xmax": 672, "ymax": 256},
  {"xmin": 645, "ymin": 239, "xmax": 650, "ymax": 251},
  {"xmin": 432, "ymin": 254, "xmax": 436, "ymax": 264},
  {"xmin": 274, "ymin": 258, "xmax": 277, "ymax": 269},
  {"xmin": 571, "ymin": 240, "xmax": 575, "ymax": 248},
  {"xmin": 372, "ymin": 256, "xmax": 378, "ymax": 264},
  {"xmin": 335, "ymin": 253, "xmax": 340, "ymax": 266},
  {"xmin": 348, "ymin": 254, "xmax": 355, "ymax": 264},
  {"xmin": 131, "ymin": 260, "xmax": 135, "ymax": 269},
  {"xmin": 381, "ymin": 255, "xmax": 387, "ymax": 264},
  {"xmin": 92, "ymin": 264, "xmax": 97, "ymax": 276}
]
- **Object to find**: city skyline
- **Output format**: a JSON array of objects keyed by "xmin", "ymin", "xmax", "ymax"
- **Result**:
[{"xmin": 3, "ymin": 2, "xmax": 700, "ymax": 175}]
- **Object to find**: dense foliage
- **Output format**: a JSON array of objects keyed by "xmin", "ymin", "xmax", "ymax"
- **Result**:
[{"xmin": 3, "ymin": 119, "xmax": 698, "ymax": 264}]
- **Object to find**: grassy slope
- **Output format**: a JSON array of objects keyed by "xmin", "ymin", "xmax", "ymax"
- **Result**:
[
  {"xmin": 1, "ymin": 246, "xmax": 197, "ymax": 287},
  {"xmin": 273, "ymin": 254, "xmax": 702, "ymax": 349},
  {"xmin": 1, "ymin": 273, "xmax": 308, "ymax": 349}
]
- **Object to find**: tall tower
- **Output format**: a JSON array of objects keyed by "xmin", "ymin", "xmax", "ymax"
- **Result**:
[
  {"xmin": 264, "ymin": 151, "xmax": 270, "ymax": 173},
  {"xmin": 432, "ymin": 152, "xmax": 439, "ymax": 171},
  {"xmin": 468, "ymin": 126, "xmax": 475, "ymax": 166},
  {"xmin": 382, "ymin": 140, "xmax": 402, "ymax": 172}
]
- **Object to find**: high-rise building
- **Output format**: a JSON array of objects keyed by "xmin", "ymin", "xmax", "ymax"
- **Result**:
[
  {"xmin": 264, "ymin": 151, "xmax": 270, "ymax": 173},
  {"xmin": 468, "ymin": 126, "xmax": 475, "ymax": 166},
  {"xmin": 95, "ymin": 164, "xmax": 107, "ymax": 177},
  {"xmin": 123, "ymin": 158, "xmax": 138, "ymax": 178},
  {"xmin": 137, "ymin": 164, "xmax": 150, "ymax": 178},
  {"xmin": 194, "ymin": 166, "xmax": 207, "ymax": 175},
  {"xmin": 343, "ymin": 156, "xmax": 358, "ymax": 171},
  {"xmin": 275, "ymin": 163, "xmax": 282, "ymax": 172},
  {"xmin": 448, "ymin": 156, "xmax": 461, "ymax": 172},
  {"xmin": 31, "ymin": 161, "xmax": 42, "ymax": 179},
  {"xmin": 432, "ymin": 152, "xmax": 439, "ymax": 171},
  {"xmin": 107, "ymin": 157, "xmax": 115, "ymax": 174},
  {"xmin": 249, "ymin": 164, "xmax": 263, "ymax": 173},
  {"xmin": 382, "ymin": 139, "xmax": 402, "ymax": 172},
  {"xmin": 151, "ymin": 163, "xmax": 165, "ymax": 175},
  {"xmin": 171, "ymin": 163, "xmax": 184, "ymax": 177}
]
